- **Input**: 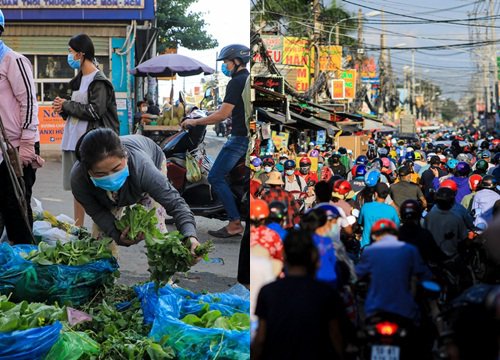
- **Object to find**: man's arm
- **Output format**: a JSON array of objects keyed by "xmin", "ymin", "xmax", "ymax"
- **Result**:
[
  {"xmin": 251, "ymin": 319, "xmax": 266, "ymax": 360},
  {"xmin": 182, "ymin": 102, "xmax": 234, "ymax": 128}
]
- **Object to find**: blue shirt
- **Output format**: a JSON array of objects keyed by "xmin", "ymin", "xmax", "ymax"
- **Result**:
[
  {"xmin": 358, "ymin": 202, "xmax": 400, "ymax": 248},
  {"xmin": 313, "ymin": 234, "xmax": 337, "ymax": 287},
  {"xmin": 267, "ymin": 222, "xmax": 287, "ymax": 241},
  {"xmin": 355, "ymin": 235, "xmax": 432, "ymax": 321}
]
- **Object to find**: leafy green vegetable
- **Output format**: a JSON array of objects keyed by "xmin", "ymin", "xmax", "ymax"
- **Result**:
[
  {"xmin": 179, "ymin": 305, "xmax": 250, "ymax": 331},
  {"xmin": 115, "ymin": 205, "xmax": 214, "ymax": 289},
  {"xmin": 20, "ymin": 237, "xmax": 114, "ymax": 266}
]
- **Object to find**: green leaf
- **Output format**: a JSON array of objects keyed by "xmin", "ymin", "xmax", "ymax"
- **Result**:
[{"xmin": 180, "ymin": 314, "xmax": 203, "ymax": 327}]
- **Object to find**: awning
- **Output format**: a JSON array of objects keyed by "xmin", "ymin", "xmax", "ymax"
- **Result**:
[
  {"xmin": 257, "ymin": 108, "xmax": 296, "ymax": 125},
  {"xmin": 291, "ymin": 112, "xmax": 339, "ymax": 137},
  {"xmin": 363, "ymin": 118, "xmax": 386, "ymax": 130}
]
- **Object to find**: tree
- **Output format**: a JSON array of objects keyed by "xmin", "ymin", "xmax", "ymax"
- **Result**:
[
  {"xmin": 156, "ymin": 0, "xmax": 218, "ymax": 54},
  {"xmin": 441, "ymin": 98, "xmax": 460, "ymax": 121}
]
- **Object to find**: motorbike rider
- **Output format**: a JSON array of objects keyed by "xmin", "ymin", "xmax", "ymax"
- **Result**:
[
  {"xmin": 420, "ymin": 155, "xmax": 447, "ymax": 209},
  {"xmin": 328, "ymin": 154, "xmax": 347, "ymax": 178},
  {"xmin": 71, "ymin": 128, "xmax": 201, "ymax": 254},
  {"xmin": 283, "ymin": 159, "xmax": 307, "ymax": 194},
  {"xmin": 471, "ymin": 175, "xmax": 500, "ymax": 229},
  {"xmin": 296, "ymin": 156, "xmax": 318, "ymax": 184},
  {"xmin": 432, "ymin": 161, "xmax": 471, "ymax": 204},
  {"xmin": 461, "ymin": 174, "xmax": 482, "ymax": 211},
  {"xmin": 356, "ymin": 219, "xmax": 432, "ymax": 323},
  {"xmin": 473, "ymin": 159, "xmax": 489, "ymax": 176},
  {"xmin": 258, "ymin": 157, "xmax": 275, "ymax": 184},
  {"xmin": 251, "ymin": 157, "xmax": 263, "ymax": 180},
  {"xmin": 266, "ymin": 200, "xmax": 288, "ymax": 241},
  {"xmin": 349, "ymin": 165, "xmax": 367, "ymax": 193},
  {"xmin": 275, "ymin": 154, "xmax": 288, "ymax": 173},
  {"xmin": 250, "ymin": 198, "xmax": 283, "ymax": 263},
  {"xmin": 181, "ymin": 44, "xmax": 250, "ymax": 238},
  {"xmin": 389, "ymin": 166, "xmax": 427, "ymax": 210}
]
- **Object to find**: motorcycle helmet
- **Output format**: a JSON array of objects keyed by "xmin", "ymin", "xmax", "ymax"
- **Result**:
[
  {"xmin": 0, "ymin": 10, "xmax": 4, "ymax": 33},
  {"xmin": 333, "ymin": 180, "xmax": 352, "ymax": 195},
  {"xmin": 469, "ymin": 174, "xmax": 482, "ymax": 192},
  {"xmin": 455, "ymin": 161, "xmax": 471, "ymax": 176},
  {"xmin": 457, "ymin": 153, "xmax": 469, "ymax": 162},
  {"xmin": 262, "ymin": 157, "xmax": 275, "ymax": 166},
  {"xmin": 479, "ymin": 175, "xmax": 497, "ymax": 190},
  {"xmin": 377, "ymin": 147, "xmax": 389, "ymax": 157},
  {"xmin": 493, "ymin": 152, "xmax": 500, "ymax": 165},
  {"xmin": 443, "ymin": 148, "xmax": 453, "ymax": 157},
  {"xmin": 414, "ymin": 152, "xmax": 422, "ymax": 161},
  {"xmin": 435, "ymin": 187, "xmax": 456, "ymax": 210},
  {"xmin": 250, "ymin": 199, "xmax": 269, "ymax": 221},
  {"xmin": 475, "ymin": 159, "xmax": 489, "ymax": 173},
  {"xmin": 370, "ymin": 158, "xmax": 383, "ymax": 169},
  {"xmin": 481, "ymin": 150, "xmax": 492, "ymax": 159},
  {"xmin": 299, "ymin": 157, "xmax": 312, "ymax": 166},
  {"xmin": 381, "ymin": 157, "xmax": 391, "ymax": 168},
  {"xmin": 440, "ymin": 179, "xmax": 458, "ymax": 193},
  {"xmin": 351, "ymin": 165, "xmax": 358, "ymax": 177},
  {"xmin": 371, "ymin": 219, "xmax": 398, "ymax": 237},
  {"xmin": 446, "ymin": 158, "xmax": 459, "ymax": 170},
  {"xmin": 400, "ymin": 199, "xmax": 422, "ymax": 222},
  {"xmin": 216, "ymin": 44, "xmax": 251, "ymax": 64},
  {"xmin": 355, "ymin": 164, "xmax": 367, "ymax": 178},
  {"xmin": 405, "ymin": 151, "xmax": 415, "ymax": 161},
  {"xmin": 329, "ymin": 153, "xmax": 341, "ymax": 164},
  {"xmin": 310, "ymin": 149, "xmax": 320, "ymax": 158},
  {"xmin": 356, "ymin": 155, "xmax": 368, "ymax": 165},
  {"xmin": 284, "ymin": 159, "xmax": 296, "ymax": 170},
  {"xmin": 268, "ymin": 201, "xmax": 287, "ymax": 222},
  {"xmin": 251, "ymin": 158, "xmax": 262, "ymax": 168},
  {"xmin": 364, "ymin": 169, "xmax": 381, "ymax": 187}
]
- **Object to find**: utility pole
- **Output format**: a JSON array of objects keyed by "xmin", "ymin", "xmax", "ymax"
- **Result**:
[
  {"xmin": 491, "ymin": 0, "xmax": 499, "ymax": 125},
  {"xmin": 379, "ymin": 33, "xmax": 385, "ymax": 113},
  {"xmin": 312, "ymin": 0, "xmax": 321, "ymax": 87},
  {"xmin": 355, "ymin": 8, "xmax": 363, "ymax": 108},
  {"xmin": 412, "ymin": 49, "xmax": 416, "ymax": 116}
]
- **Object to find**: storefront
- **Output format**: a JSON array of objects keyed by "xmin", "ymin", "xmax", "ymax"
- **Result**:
[{"xmin": 2, "ymin": 1, "xmax": 155, "ymax": 151}]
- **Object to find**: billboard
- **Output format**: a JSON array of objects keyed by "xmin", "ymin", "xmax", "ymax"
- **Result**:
[
  {"xmin": 332, "ymin": 79, "xmax": 345, "ymax": 99},
  {"xmin": 311, "ymin": 45, "xmax": 342, "ymax": 72},
  {"xmin": 253, "ymin": 36, "xmax": 283, "ymax": 64},
  {"xmin": 340, "ymin": 70, "xmax": 357, "ymax": 99},
  {"xmin": 282, "ymin": 37, "xmax": 310, "ymax": 66},
  {"xmin": 0, "ymin": 0, "xmax": 143, "ymax": 8}
]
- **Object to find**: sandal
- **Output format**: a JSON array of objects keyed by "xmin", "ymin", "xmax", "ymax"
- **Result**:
[{"xmin": 208, "ymin": 227, "xmax": 242, "ymax": 238}]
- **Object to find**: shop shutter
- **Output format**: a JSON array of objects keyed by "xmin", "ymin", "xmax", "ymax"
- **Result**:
[{"xmin": 2, "ymin": 36, "xmax": 109, "ymax": 56}]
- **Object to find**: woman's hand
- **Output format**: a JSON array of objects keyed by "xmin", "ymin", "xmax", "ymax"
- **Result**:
[
  {"xmin": 52, "ymin": 97, "xmax": 66, "ymax": 113},
  {"xmin": 118, "ymin": 226, "xmax": 145, "ymax": 246},
  {"xmin": 187, "ymin": 236, "xmax": 202, "ymax": 264}
]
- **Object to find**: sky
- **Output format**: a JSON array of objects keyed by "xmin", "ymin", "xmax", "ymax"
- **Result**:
[
  {"xmin": 158, "ymin": 0, "xmax": 250, "ymax": 102},
  {"xmin": 329, "ymin": 0, "xmax": 499, "ymax": 101}
]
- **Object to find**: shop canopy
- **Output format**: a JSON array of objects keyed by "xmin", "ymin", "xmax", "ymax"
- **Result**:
[
  {"xmin": 257, "ymin": 108, "xmax": 296, "ymax": 125},
  {"xmin": 291, "ymin": 112, "xmax": 339, "ymax": 137}
]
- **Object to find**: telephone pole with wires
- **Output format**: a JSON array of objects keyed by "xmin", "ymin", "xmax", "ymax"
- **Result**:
[{"xmin": 312, "ymin": 0, "xmax": 321, "ymax": 99}]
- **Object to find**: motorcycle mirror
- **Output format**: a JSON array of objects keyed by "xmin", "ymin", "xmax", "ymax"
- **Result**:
[{"xmin": 421, "ymin": 280, "xmax": 441, "ymax": 293}]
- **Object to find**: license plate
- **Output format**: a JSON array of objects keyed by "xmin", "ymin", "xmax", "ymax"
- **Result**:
[{"xmin": 371, "ymin": 345, "xmax": 400, "ymax": 360}]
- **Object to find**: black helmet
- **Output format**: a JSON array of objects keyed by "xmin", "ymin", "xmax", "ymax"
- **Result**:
[
  {"xmin": 480, "ymin": 175, "xmax": 497, "ymax": 190},
  {"xmin": 268, "ymin": 201, "xmax": 287, "ymax": 222},
  {"xmin": 400, "ymin": 199, "xmax": 422, "ymax": 221},
  {"xmin": 216, "ymin": 44, "xmax": 250, "ymax": 64}
]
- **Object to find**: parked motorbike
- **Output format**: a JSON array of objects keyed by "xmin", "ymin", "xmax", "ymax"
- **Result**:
[{"xmin": 161, "ymin": 110, "xmax": 248, "ymax": 221}]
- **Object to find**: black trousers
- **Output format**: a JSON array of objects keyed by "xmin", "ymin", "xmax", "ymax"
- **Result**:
[
  {"xmin": 237, "ymin": 218, "xmax": 250, "ymax": 285},
  {"xmin": 0, "ymin": 143, "xmax": 38, "ymax": 244}
]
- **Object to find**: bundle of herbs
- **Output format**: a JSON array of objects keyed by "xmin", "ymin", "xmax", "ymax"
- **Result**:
[{"xmin": 115, "ymin": 205, "xmax": 214, "ymax": 288}]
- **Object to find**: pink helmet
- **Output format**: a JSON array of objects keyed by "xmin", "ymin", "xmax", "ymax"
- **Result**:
[{"xmin": 381, "ymin": 157, "xmax": 391, "ymax": 168}]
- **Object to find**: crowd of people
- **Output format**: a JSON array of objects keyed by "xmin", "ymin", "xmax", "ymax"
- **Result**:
[{"xmin": 250, "ymin": 128, "xmax": 500, "ymax": 359}]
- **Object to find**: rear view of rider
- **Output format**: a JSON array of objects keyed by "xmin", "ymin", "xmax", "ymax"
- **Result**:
[{"xmin": 181, "ymin": 44, "xmax": 250, "ymax": 238}]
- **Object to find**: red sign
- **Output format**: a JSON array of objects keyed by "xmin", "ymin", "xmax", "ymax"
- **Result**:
[
  {"xmin": 38, "ymin": 106, "xmax": 65, "ymax": 145},
  {"xmin": 332, "ymin": 79, "xmax": 345, "ymax": 99}
]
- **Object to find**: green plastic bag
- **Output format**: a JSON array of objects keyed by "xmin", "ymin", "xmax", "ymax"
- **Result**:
[{"xmin": 44, "ymin": 331, "xmax": 100, "ymax": 360}]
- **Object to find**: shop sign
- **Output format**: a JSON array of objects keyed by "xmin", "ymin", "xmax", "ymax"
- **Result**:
[
  {"xmin": 295, "ymin": 65, "xmax": 310, "ymax": 92},
  {"xmin": 0, "ymin": 0, "xmax": 144, "ymax": 8},
  {"xmin": 311, "ymin": 45, "xmax": 342, "ymax": 72},
  {"xmin": 38, "ymin": 106, "xmax": 65, "ymax": 145},
  {"xmin": 340, "ymin": 69, "xmax": 356, "ymax": 99},
  {"xmin": 254, "ymin": 76, "xmax": 284, "ymax": 94},
  {"xmin": 332, "ymin": 79, "xmax": 345, "ymax": 99},
  {"xmin": 316, "ymin": 130, "xmax": 326, "ymax": 145},
  {"xmin": 253, "ymin": 36, "xmax": 283, "ymax": 64},
  {"xmin": 271, "ymin": 131, "xmax": 289, "ymax": 151},
  {"xmin": 282, "ymin": 37, "xmax": 309, "ymax": 66}
]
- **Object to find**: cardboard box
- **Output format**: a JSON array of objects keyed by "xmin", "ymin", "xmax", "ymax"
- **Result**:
[{"xmin": 336, "ymin": 135, "xmax": 369, "ymax": 159}]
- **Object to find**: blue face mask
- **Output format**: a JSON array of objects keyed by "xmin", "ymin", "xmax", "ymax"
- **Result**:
[
  {"xmin": 67, "ymin": 53, "xmax": 81, "ymax": 70},
  {"xmin": 91, "ymin": 165, "xmax": 129, "ymax": 192},
  {"xmin": 221, "ymin": 63, "xmax": 231, "ymax": 77}
]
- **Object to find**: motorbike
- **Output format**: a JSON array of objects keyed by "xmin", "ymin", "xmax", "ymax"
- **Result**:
[{"xmin": 161, "ymin": 110, "xmax": 249, "ymax": 221}]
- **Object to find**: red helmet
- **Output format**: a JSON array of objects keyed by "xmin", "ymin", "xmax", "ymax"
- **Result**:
[
  {"xmin": 440, "ymin": 179, "xmax": 458, "ymax": 193},
  {"xmin": 351, "ymin": 164, "xmax": 358, "ymax": 177},
  {"xmin": 371, "ymin": 219, "xmax": 398, "ymax": 235},
  {"xmin": 468, "ymin": 174, "xmax": 482, "ymax": 191},
  {"xmin": 299, "ymin": 157, "xmax": 311, "ymax": 166},
  {"xmin": 333, "ymin": 179, "xmax": 352, "ymax": 195},
  {"xmin": 250, "ymin": 199, "xmax": 269, "ymax": 221},
  {"xmin": 263, "ymin": 157, "xmax": 275, "ymax": 166}
]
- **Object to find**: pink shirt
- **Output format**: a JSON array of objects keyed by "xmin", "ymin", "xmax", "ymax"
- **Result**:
[{"xmin": 0, "ymin": 42, "xmax": 39, "ymax": 156}]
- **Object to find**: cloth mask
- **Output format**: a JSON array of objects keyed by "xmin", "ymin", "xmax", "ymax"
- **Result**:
[
  {"xmin": 67, "ymin": 53, "xmax": 81, "ymax": 70},
  {"xmin": 221, "ymin": 63, "xmax": 232, "ymax": 77},
  {"xmin": 264, "ymin": 166, "xmax": 272, "ymax": 173},
  {"xmin": 285, "ymin": 169, "xmax": 295, "ymax": 176},
  {"xmin": 326, "ymin": 222, "xmax": 341, "ymax": 243},
  {"xmin": 91, "ymin": 165, "xmax": 129, "ymax": 192}
]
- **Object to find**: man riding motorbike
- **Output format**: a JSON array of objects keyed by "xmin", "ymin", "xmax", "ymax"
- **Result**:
[{"xmin": 181, "ymin": 44, "xmax": 250, "ymax": 238}]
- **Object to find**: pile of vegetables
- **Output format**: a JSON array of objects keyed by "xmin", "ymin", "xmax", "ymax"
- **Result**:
[
  {"xmin": 0, "ymin": 295, "xmax": 65, "ymax": 332},
  {"xmin": 116, "ymin": 205, "xmax": 214, "ymax": 288},
  {"xmin": 180, "ymin": 304, "xmax": 250, "ymax": 331},
  {"xmin": 20, "ymin": 237, "xmax": 114, "ymax": 266}
]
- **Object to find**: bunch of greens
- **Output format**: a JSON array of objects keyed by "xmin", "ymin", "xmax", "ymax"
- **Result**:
[
  {"xmin": 20, "ymin": 237, "xmax": 114, "ymax": 266},
  {"xmin": 115, "ymin": 205, "xmax": 214, "ymax": 288},
  {"xmin": 0, "ymin": 295, "xmax": 66, "ymax": 332},
  {"xmin": 76, "ymin": 285, "xmax": 175, "ymax": 360},
  {"xmin": 180, "ymin": 303, "xmax": 250, "ymax": 331}
]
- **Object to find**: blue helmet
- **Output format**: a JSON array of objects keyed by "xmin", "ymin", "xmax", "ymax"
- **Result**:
[
  {"xmin": 364, "ymin": 169, "xmax": 381, "ymax": 187},
  {"xmin": 355, "ymin": 164, "xmax": 367, "ymax": 178},
  {"xmin": 446, "ymin": 158, "xmax": 459, "ymax": 170},
  {"xmin": 405, "ymin": 151, "xmax": 415, "ymax": 161},
  {"xmin": 0, "ymin": 10, "xmax": 4, "ymax": 32},
  {"xmin": 284, "ymin": 159, "xmax": 296, "ymax": 170},
  {"xmin": 356, "ymin": 155, "xmax": 368, "ymax": 165},
  {"xmin": 251, "ymin": 157, "xmax": 262, "ymax": 167}
]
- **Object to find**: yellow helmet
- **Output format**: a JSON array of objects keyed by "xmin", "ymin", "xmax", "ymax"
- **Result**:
[{"xmin": 389, "ymin": 150, "xmax": 397, "ymax": 158}]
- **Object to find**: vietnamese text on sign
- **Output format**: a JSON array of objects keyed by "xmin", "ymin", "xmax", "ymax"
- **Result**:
[{"xmin": 0, "ymin": 0, "xmax": 144, "ymax": 8}]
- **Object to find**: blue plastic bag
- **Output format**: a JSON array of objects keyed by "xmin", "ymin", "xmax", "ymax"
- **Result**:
[
  {"xmin": 0, "ymin": 321, "xmax": 62, "ymax": 360},
  {"xmin": 0, "ymin": 244, "xmax": 118, "ymax": 305}
]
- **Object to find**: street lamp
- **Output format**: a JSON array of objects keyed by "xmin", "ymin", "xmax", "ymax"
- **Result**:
[{"xmin": 328, "ymin": 10, "xmax": 381, "ymax": 46}]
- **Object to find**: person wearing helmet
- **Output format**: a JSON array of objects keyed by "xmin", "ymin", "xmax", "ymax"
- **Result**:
[
  {"xmin": 181, "ymin": 44, "xmax": 250, "ymax": 238},
  {"xmin": 432, "ymin": 161, "xmax": 471, "ymax": 204},
  {"xmin": 424, "ymin": 187, "xmax": 468, "ymax": 258},
  {"xmin": 328, "ymin": 153, "xmax": 347, "ymax": 178},
  {"xmin": 296, "ymin": 156, "xmax": 318, "ymax": 184},
  {"xmin": 420, "ymin": 155, "xmax": 447, "ymax": 209},
  {"xmin": 473, "ymin": 159, "xmax": 489, "ymax": 176},
  {"xmin": 258, "ymin": 157, "xmax": 275, "ymax": 184},
  {"xmin": 358, "ymin": 183, "xmax": 400, "ymax": 249},
  {"xmin": 266, "ymin": 201, "xmax": 288, "ymax": 241},
  {"xmin": 355, "ymin": 155, "xmax": 368, "ymax": 166},
  {"xmin": 413, "ymin": 151, "xmax": 426, "ymax": 173},
  {"xmin": 349, "ymin": 164, "xmax": 368, "ymax": 193},
  {"xmin": 471, "ymin": 175, "xmax": 500, "ymax": 229},
  {"xmin": 331, "ymin": 179, "xmax": 355, "ymax": 216},
  {"xmin": 395, "ymin": 160, "xmax": 420, "ymax": 184},
  {"xmin": 398, "ymin": 200, "xmax": 447, "ymax": 265},
  {"xmin": 390, "ymin": 166, "xmax": 427, "ymax": 210},
  {"xmin": 356, "ymin": 218, "xmax": 432, "ymax": 324},
  {"xmin": 250, "ymin": 198, "xmax": 283, "ymax": 262},
  {"xmin": 250, "ymin": 157, "xmax": 263, "ymax": 180},
  {"xmin": 275, "ymin": 153, "xmax": 288, "ymax": 173},
  {"xmin": 461, "ymin": 174, "xmax": 482, "ymax": 211},
  {"xmin": 0, "ymin": 9, "xmax": 45, "ymax": 244}
]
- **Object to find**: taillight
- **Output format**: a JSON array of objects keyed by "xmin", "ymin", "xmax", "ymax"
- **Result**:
[{"xmin": 375, "ymin": 321, "xmax": 399, "ymax": 336}]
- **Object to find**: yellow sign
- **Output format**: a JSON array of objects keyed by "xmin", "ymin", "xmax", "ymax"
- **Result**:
[
  {"xmin": 271, "ymin": 131, "xmax": 290, "ymax": 151},
  {"xmin": 340, "ymin": 69, "xmax": 357, "ymax": 99},
  {"xmin": 295, "ymin": 66, "xmax": 310, "ymax": 92},
  {"xmin": 295, "ymin": 156, "xmax": 318, "ymax": 173},
  {"xmin": 283, "ymin": 37, "xmax": 310, "ymax": 66},
  {"xmin": 311, "ymin": 45, "xmax": 342, "ymax": 71}
]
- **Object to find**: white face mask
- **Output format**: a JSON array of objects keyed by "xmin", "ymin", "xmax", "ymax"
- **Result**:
[
  {"xmin": 326, "ymin": 222, "xmax": 340, "ymax": 242},
  {"xmin": 286, "ymin": 169, "xmax": 295, "ymax": 176},
  {"xmin": 141, "ymin": 106, "xmax": 148, "ymax": 112},
  {"xmin": 264, "ymin": 166, "xmax": 272, "ymax": 173}
]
